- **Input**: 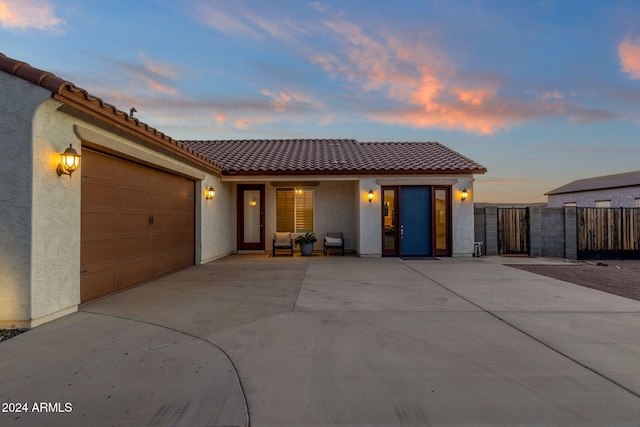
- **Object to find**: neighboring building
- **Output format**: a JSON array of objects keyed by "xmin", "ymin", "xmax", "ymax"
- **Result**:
[
  {"xmin": 0, "ymin": 53, "xmax": 486, "ymax": 328},
  {"xmin": 546, "ymin": 170, "xmax": 640, "ymax": 207}
]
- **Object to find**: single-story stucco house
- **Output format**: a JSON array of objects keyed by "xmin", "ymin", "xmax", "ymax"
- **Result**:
[
  {"xmin": 546, "ymin": 170, "xmax": 640, "ymax": 208},
  {"xmin": 0, "ymin": 53, "xmax": 486, "ymax": 328}
]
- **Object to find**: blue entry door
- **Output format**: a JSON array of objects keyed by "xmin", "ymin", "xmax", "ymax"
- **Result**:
[{"xmin": 400, "ymin": 187, "xmax": 432, "ymax": 257}]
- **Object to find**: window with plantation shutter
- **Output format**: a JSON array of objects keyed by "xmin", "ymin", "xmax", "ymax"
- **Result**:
[{"xmin": 276, "ymin": 188, "xmax": 313, "ymax": 233}]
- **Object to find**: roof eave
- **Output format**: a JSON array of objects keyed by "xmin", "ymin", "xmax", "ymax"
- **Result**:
[{"xmin": 222, "ymin": 168, "xmax": 487, "ymax": 176}]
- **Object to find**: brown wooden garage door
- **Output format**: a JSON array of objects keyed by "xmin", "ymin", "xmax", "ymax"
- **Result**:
[{"xmin": 81, "ymin": 149, "xmax": 195, "ymax": 303}]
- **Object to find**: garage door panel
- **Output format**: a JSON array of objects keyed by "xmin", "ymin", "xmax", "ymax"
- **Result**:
[
  {"xmin": 152, "ymin": 193, "xmax": 175, "ymax": 212},
  {"xmin": 84, "ymin": 155, "xmax": 115, "ymax": 183},
  {"xmin": 118, "ymin": 162, "xmax": 151, "ymax": 189},
  {"xmin": 151, "ymin": 254, "xmax": 176, "ymax": 277},
  {"xmin": 119, "ymin": 235, "xmax": 151, "ymax": 259},
  {"xmin": 81, "ymin": 150, "xmax": 195, "ymax": 303},
  {"xmin": 83, "ymin": 183, "xmax": 115, "ymax": 209},
  {"xmin": 174, "ymin": 196, "xmax": 194, "ymax": 213},
  {"xmin": 150, "ymin": 233, "xmax": 173, "ymax": 254},
  {"xmin": 82, "ymin": 212, "xmax": 115, "ymax": 236},
  {"xmin": 81, "ymin": 268, "xmax": 115, "ymax": 302},
  {"xmin": 117, "ymin": 188, "xmax": 150, "ymax": 211},
  {"xmin": 173, "ymin": 250, "xmax": 193, "ymax": 269},
  {"xmin": 173, "ymin": 230, "xmax": 193, "ymax": 247},
  {"xmin": 117, "ymin": 213, "xmax": 151, "ymax": 234},
  {"xmin": 82, "ymin": 238, "xmax": 115, "ymax": 266},
  {"xmin": 151, "ymin": 170, "xmax": 180, "ymax": 190},
  {"xmin": 119, "ymin": 260, "xmax": 151, "ymax": 290}
]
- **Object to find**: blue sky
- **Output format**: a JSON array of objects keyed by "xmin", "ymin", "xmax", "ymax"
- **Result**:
[{"xmin": 2, "ymin": 0, "xmax": 640, "ymax": 203}]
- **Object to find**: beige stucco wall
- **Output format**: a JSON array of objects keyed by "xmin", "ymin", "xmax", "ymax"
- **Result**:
[
  {"xmin": 314, "ymin": 180, "xmax": 358, "ymax": 252},
  {"xmin": 30, "ymin": 99, "xmax": 82, "ymax": 325},
  {"xmin": 0, "ymin": 73, "xmax": 52, "ymax": 327},
  {"xmin": 452, "ymin": 175, "xmax": 476, "ymax": 256},
  {"xmin": 358, "ymin": 177, "xmax": 382, "ymax": 256},
  {"xmin": 200, "ymin": 178, "xmax": 235, "ymax": 263}
]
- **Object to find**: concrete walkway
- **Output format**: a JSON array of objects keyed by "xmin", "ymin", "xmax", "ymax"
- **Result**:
[{"xmin": 1, "ymin": 255, "xmax": 640, "ymax": 426}]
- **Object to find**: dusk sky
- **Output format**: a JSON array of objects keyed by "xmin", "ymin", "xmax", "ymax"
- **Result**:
[{"xmin": 2, "ymin": 1, "xmax": 640, "ymax": 203}]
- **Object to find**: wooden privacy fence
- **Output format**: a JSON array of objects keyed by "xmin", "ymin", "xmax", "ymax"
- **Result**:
[
  {"xmin": 577, "ymin": 208, "xmax": 640, "ymax": 258},
  {"xmin": 498, "ymin": 208, "xmax": 529, "ymax": 255}
]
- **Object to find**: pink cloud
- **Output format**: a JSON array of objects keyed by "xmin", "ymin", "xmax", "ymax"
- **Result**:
[
  {"xmin": 619, "ymin": 34, "xmax": 640, "ymax": 79},
  {"xmin": 313, "ymin": 18, "xmax": 513, "ymax": 134},
  {"xmin": 0, "ymin": 0, "xmax": 64, "ymax": 32},
  {"xmin": 453, "ymin": 88, "xmax": 495, "ymax": 106},
  {"xmin": 260, "ymin": 88, "xmax": 324, "ymax": 112},
  {"xmin": 311, "ymin": 15, "xmax": 607, "ymax": 134}
]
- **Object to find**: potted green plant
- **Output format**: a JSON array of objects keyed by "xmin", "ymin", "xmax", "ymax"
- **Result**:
[{"xmin": 295, "ymin": 232, "xmax": 317, "ymax": 256}]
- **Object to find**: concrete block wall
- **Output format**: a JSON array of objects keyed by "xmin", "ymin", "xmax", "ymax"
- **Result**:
[
  {"xmin": 564, "ymin": 207, "xmax": 578, "ymax": 260},
  {"xmin": 475, "ymin": 206, "xmax": 577, "ymax": 259},
  {"xmin": 542, "ymin": 208, "xmax": 566, "ymax": 258},
  {"xmin": 474, "ymin": 206, "xmax": 498, "ymax": 255}
]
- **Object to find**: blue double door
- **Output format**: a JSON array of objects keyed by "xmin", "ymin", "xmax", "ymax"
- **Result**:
[{"xmin": 383, "ymin": 186, "xmax": 451, "ymax": 257}]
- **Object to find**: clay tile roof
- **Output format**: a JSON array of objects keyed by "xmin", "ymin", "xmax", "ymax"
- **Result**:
[
  {"xmin": 180, "ymin": 139, "xmax": 487, "ymax": 176},
  {"xmin": 546, "ymin": 170, "xmax": 640, "ymax": 195},
  {"xmin": 0, "ymin": 52, "xmax": 223, "ymax": 173}
]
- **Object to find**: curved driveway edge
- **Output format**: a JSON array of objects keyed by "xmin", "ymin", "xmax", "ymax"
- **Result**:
[{"xmin": 0, "ymin": 312, "xmax": 247, "ymax": 426}]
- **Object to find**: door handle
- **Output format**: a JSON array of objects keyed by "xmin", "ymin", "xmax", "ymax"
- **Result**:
[{"xmin": 149, "ymin": 215, "xmax": 154, "ymax": 225}]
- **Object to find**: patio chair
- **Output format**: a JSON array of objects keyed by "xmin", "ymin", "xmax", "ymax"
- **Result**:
[
  {"xmin": 323, "ymin": 232, "xmax": 344, "ymax": 256},
  {"xmin": 272, "ymin": 232, "xmax": 293, "ymax": 256}
]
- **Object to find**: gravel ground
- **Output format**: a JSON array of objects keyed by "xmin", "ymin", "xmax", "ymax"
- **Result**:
[
  {"xmin": 510, "ymin": 260, "xmax": 640, "ymax": 302},
  {"xmin": 0, "ymin": 328, "xmax": 27, "ymax": 343}
]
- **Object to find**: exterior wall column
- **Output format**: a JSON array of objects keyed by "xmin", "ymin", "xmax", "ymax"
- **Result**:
[
  {"xmin": 528, "ymin": 206, "xmax": 543, "ymax": 257},
  {"xmin": 453, "ymin": 177, "xmax": 475, "ymax": 256},
  {"xmin": 564, "ymin": 206, "xmax": 578, "ymax": 260},
  {"xmin": 358, "ymin": 178, "xmax": 381, "ymax": 257},
  {"xmin": 0, "ymin": 73, "xmax": 76, "ymax": 328},
  {"xmin": 484, "ymin": 206, "xmax": 499, "ymax": 255}
]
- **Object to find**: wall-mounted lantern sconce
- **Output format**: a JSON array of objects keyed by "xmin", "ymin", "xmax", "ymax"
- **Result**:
[
  {"xmin": 205, "ymin": 186, "xmax": 216, "ymax": 200},
  {"xmin": 461, "ymin": 188, "xmax": 468, "ymax": 202},
  {"xmin": 56, "ymin": 144, "xmax": 81, "ymax": 178},
  {"xmin": 367, "ymin": 190, "xmax": 375, "ymax": 203}
]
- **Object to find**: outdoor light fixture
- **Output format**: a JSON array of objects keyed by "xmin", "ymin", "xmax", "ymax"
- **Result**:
[
  {"xmin": 205, "ymin": 186, "xmax": 216, "ymax": 200},
  {"xmin": 461, "ymin": 188, "xmax": 468, "ymax": 202},
  {"xmin": 367, "ymin": 190, "xmax": 375, "ymax": 203},
  {"xmin": 56, "ymin": 144, "xmax": 81, "ymax": 178}
]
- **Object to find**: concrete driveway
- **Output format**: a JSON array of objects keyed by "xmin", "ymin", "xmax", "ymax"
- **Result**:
[{"xmin": 1, "ymin": 255, "xmax": 640, "ymax": 426}]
